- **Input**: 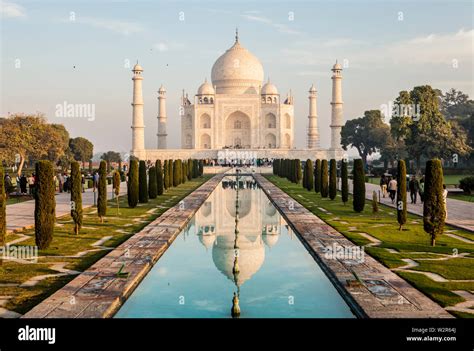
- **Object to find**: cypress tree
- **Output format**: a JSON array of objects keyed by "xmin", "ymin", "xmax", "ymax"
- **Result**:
[
  {"xmin": 397, "ymin": 160, "xmax": 407, "ymax": 230},
  {"xmin": 182, "ymin": 161, "xmax": 187, "ymax": 184},
  {"xmin": 97, "ymin": 160, "xmax": 107, "ymax": 222},
  {"xmin": 187, "ymin": 159, "xmax": 192, "ymax": 180},
  {"xmin": 199, "ymin": 160, "xmax": 204, "ymax": 176},
  {"xmin": 113, "ymin": 170, "xmax": 121, "ymax": 214},
  {"xmin": 353, "ymin": 159, "xmax": 366, "ymax": 213},
  {"xmin": 193, "ymin": 159, "xmax": 198, "ymax": 178},
  {"xmin": 321, "ymin": 160, "xmax": 329, "ymax": 198},
  {"xmin": 305, "ymin": 159, "xmax": 314, "ymax": 191},
  {"xmin": 329, "ymin": 159, "xmax": 337, "ymax": 200},
  {"xmin": 314, "ymin": 159, "xmax": 321, "ymax": 193},
  {"xmin": 139, "ymin": 160, "xmax": 148, "ymax": 203},
  {"xmin": 295, "ymin": 159, "xmax": 302, "ymax": 184},
  {"xmin": 35, "ymin": 160, "xmax": 56, "ymax": 249},
  {"xmin": 168, "ymin": 159, "xmax": 174, "ymax": 187},
  {"xmin": 0, "ymin": 165, "xmax": 6, "ymax": 247},
  {"xmin": 148, "ymin": 166, "xmax": 157, "ymax": 199},
  {"xmin": 70, "ymin": 161, "xmax": 83, "ymax": 235},
  {"xmin": 173, "ymin": 160, "xmax": 180, "ymax": 186},
  {"xmin": 163, "ymin": 160, "xmax": 169, "ymax": 190},
  {"xmin": 341, "ymin": 159, "xmax": 349, "ymax": 205},
  {"xmin": 127, "ymin": 159, "xmax": 139, "ymax": 208},
  {"xmin": 156, "ymin": 160, "xmax": 164, "ymax": 195},
  {"xmin": 423, "ymin": 159, "xmax": 445, "ymax": 246}
]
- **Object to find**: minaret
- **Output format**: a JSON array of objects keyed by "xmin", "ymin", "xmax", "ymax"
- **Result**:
[
  {"xmin": 157, "ymin": 85, "xmax": 167, "ymax": 149},
  {"xmin": 131, "ymin": 62, "xmax": 145, "ymax": 157},
  {"xmin": 330, "ymin": 61, "xmax": 344, "ymax": 150},
  {"xmin": 307, "ymin": 84, "xmax": 319, "ymax": 149}
]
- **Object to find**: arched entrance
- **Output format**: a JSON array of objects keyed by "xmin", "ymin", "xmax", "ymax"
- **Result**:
[{"xmin": 225, "ymin": 111, "xmax": 251, "ymax": 148}]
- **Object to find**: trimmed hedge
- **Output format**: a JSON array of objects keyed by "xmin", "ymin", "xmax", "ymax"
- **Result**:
[
  {"xmin": 329, "ymin": 159, "xmax": 337, "ymax": 200},
  {"xmin": 423, "ymin": 159, "xmax": 445, "ymax": 246},
  {"xmin": 168, "ymin": 159, "xmax": 174, "ymax": 187},
  {"xmin": 314, "ymin": 159, "xmax": 321, "ymax": 193},
  {"xmin": 97, "ymin": 160, "xmax": 107, "ymax": 222},
  {"xmin": 341, "ymin": 159, "xmax": 348, "ymax": 205},
  {"xmin": 148, "ymin": 166, "xmax": 157, "ymax": 199},
  {"xmin": 156, "ymin": 160, "xmax": 164, "ymax": 195},
  {"xmin": 70, "ymin": 161, "xmax": 83, "ymax": 235},
  {"xmin": 304, "ymin": 159, "xmax": 314, "ymax": 191},
  {"xmin": 35, "ymin": 160, "xmax": 56, "ymax": 249},
  {"xmin": 321, "ymin": 160, "xmax": 329, "ymax": 198},
  {"xmin": 353, "ymin": 159, "xmax": 365, "ymax": 213},
  {"xmin": 163, "ymin": 160, "xmax": 169, "ymax": 190},
  {"xmin": 397, "ymin": 160, "xmax": 407, "ymax": 230},
  {"xmin": 127, "ymin": 160, "xmax": 139, "ymax": 208}
]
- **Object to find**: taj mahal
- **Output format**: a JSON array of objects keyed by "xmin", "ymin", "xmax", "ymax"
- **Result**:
[{"xmin": 130, "ymin": 30, "xmax": 345, "ymax": 162}]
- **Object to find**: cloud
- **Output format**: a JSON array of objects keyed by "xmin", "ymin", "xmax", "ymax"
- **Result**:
[
  {"xmin": 76, "ymin": 17, "xmax": 144, "ymax": 36},
  {"xmin": 0, "ymin": 1, "xmax": 26, "ymax": 18},
  {"xmin": 153, "ymin": 41, "xmax": 185, "ymax": 52},
  {"xmin": 241, "ymin": 12, "xmax": 302, "ymax": 35}
]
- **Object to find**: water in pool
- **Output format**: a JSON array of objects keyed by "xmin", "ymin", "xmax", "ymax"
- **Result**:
[{"xmin": 116, "ymin": 176, "xmax": 355, "ymax": 318}]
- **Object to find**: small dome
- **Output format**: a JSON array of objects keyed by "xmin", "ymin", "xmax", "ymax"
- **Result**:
[
  {"xmin": 332, "ymin": 61, "xmax": 342, "ymax": 70},
  {"xmin": 261, "ymin": 79, "xmax": 278, "ymax": 95},
  {"xmin": 158, "ymin": 84, "xmax": 166, "ymax": 93},
  {"xmin": 197, "ymin": 79, "xmax": 215, "ymax": 95},
  {"xmin": 133, "ymin": 63, "xmax": 143, "ymax": 71},
  {"xmin": 309, "ymin": 84, "xmax": 316, "ymax": 93}
]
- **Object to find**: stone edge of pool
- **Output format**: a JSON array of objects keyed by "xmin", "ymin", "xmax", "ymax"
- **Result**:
[
  {"xmin": 22, "ymin": 174, "xmax": 225, "ymax": 319},
  {"xmin": 254, "ymin": 174, "xmax": 452, "ymax": 318}
]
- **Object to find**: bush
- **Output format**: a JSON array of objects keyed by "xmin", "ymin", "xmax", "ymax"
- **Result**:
[
  {"xmin": 97, "ymin": 160, "xmax": 107, "ymax": 222},
  {"xmin": 127, "ymin": 160, "xmax": 139, "ymax": 208},
  {"xmin": 173, "ymin": 160, "xmax": 181, "ymax": 187},
  {"xmin": 314, "ymin": 159, "xmax": 321, "ymax": 193},
  {"xmin": 199, "ymin": 160, "xmax": 204, "ymax": 176},
  {"xmin": 397, "ymin": 160, "xmax": 407, "ymax": 230},
  {"xmin": 35, "ymin": 160, "xmax": 56, "ymax": 249},
  {"xmin": 353, "ymin": 159, "xmax": 365, "ymax": 213},
  {"xmin": 168, "ymin": 159, "xmax": 174, "ymax": 187},
  {"xmin": 163, "ymin": 160, "xmax": 169, "ymax": 190},
  {"xmin": 70, "ymin": 161, "xmax": 83, "ymax": 235},
  {"xmin": 341, "ymin": 159, "xmax": 348, "ymax": 205},
  {"xmin": 187, "ymin": 159, "xmax": 192, "ymax": 181},
  {"xmin": 329, "ymin": 159, "xmax": 337, "ymax": 200},
  {"xmin": 182, "ymin": 161, "xmax": 187, "ymax": 184},
  {"xmin": 459, "ymin": 176, "xmax": 474, "ymax": 194},
  {"xmin": 321, "ymin": 160, "xmax": 329, "ymax": 198},
  {"xmin": 148, "ymin": 166, "xmax": 157, "ymax": 199},
  {"xmin": 139, "ymin": 160, "xmax": 148, "ymax": 203},
  {"xmin": 0, "ymin": 165, "xmax": 5, "ymax": 246},
  {"xmin": 295, "ymin": 159, "xmax": 302, "ymax": 184},
  {"xmin": 423, "ymin": 159, "xmax": 445, "ymax": 246},
  {"xmin": 156, "ymin": 160, "xmax": 163, "ymax": 195},
  {"xmin": 304, "ymin": 159, "xmax": 314, "ymax": 191}
]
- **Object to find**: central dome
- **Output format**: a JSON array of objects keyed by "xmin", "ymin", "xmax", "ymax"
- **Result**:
[{"xmin": 211, "ymin": 36, "xmax": 264, "ymax": 94}]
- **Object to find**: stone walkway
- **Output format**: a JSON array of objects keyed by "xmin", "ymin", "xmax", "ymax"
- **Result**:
[
  {"xmin": 6, "ymin": 182, "xmax": 127, "ymax": 234},
  {"xmin": 255, "ymin": 174, "xmax": 452, "ymax": 318},
  {"xmin": 348, "ymin": 180, "xmax": 474, "ymax": 232},
  {"xmin": 22, "ymin": 174, "xmax": 224, "ymax": 318}
]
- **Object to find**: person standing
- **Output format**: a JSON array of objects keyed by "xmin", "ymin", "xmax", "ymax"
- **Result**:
[
  {"xmin": 380, "ymin": 175, "xmax": 387, "ymax": 198},
  {"xmin": 20, "ymin": 174, "xmax": 27, "ymax": 194},
  {"xmin": 409, "ymin": 175, "xmax": 420, "ymax": 204},
  {"xmin": 419, "ymin": 176, "xmax": 425, "ymax": 203},
  {"xmin": 388, "ymin": 177, "xmax": 397, "ymax": 204},
  {"xmin": 442, "ymin": 184, "xmax": 448, "ymax": 220}
]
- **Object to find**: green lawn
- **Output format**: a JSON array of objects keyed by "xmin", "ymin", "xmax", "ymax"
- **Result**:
[
  {"xmin": 265, "ymin": 175, "xmax": 474, "ymax": 317},
  {"xmin": 367, "ymin": 174, "xmax": 469, "ymax": 186},
  {"xmin": 0, "ymin": 175, "xmax": 211, "ymax": 314},
  {"xmin": 6, "ymin": 195, "xmax": 33, "ymax": 205}
]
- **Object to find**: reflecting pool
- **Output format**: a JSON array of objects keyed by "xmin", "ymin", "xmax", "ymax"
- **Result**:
[{"xmin": 116, "ymin": 176, "xmax": 355, "ymax": 318}]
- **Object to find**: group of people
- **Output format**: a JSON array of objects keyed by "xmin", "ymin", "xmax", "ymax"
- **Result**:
[
  {"xmin": 55, "ymin": 172, "xmax": 87, "ymax": 193},
  {"xmin": 4, "ymin": 173, "xmax": 36, "ymax": 195}
]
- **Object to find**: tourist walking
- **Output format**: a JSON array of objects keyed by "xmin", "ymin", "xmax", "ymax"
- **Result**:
[
  {"xmin": 408, "ymin": 176, "xmax": 420, "ymax": 204},
  {"xmin": 419, "ymin": 176, "xmax": 425, "ymax": 203},
  {"xmin": 442, "ymin": 184, "xmax": 448, "ymax": 220},
  {"xmin": 27, "ymin": 174, "xmax": 35, "ymax": 195},
  {"xmin": 380, "ymin": 175, "xmax": 387, "ymax": 198},
  {"xmin": 388, "ymin": 177, "xmax": 397, "ymax": 204},
  {"xmin": 19, "ymin": 174, "xmax": 27, "ymax": 194}
]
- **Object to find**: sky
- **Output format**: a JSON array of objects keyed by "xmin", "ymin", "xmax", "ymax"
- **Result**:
[{"xmin": 1, "ymin": 0, "xmax": 473, "ymax": 155}]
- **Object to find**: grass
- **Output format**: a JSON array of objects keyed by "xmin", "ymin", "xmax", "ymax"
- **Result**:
[
  {"xmin": 6, "ymin": 195, "xmax": 33, "ymax": 205},
  {"xmin": 448, "ymin": 193, "xmax": 474, "ymax": 203},
  {"xmin": 0, "ymin": 175, "xmax": 211, "ymax": 314},
  {"xmin": 367, "ymin": 174, "xmax": 468, "ymax": 186},
  {"xmin": 265, "ymin": 175, "xmax": 474, "ymax": 317}
]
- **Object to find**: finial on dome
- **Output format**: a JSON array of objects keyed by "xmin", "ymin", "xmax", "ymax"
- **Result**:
[{"xmin": 235, "ymin": 28, "xmax": 239, "ymax": 43}]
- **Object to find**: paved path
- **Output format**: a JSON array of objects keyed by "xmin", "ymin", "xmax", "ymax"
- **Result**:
[
  {"xmin": 348, "ymin": 180, "xmax": 474, "ymax": 232},
  {"xmin": 6, "ymin": 182, "xmax": 127, "ymax": 233}
]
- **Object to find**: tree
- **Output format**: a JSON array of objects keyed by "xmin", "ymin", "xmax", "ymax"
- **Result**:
[
  {"xmin": 156, "ymin": 160, "xmax": 164, "ymax": 196},
  {"xmin": 440, "ymin": 88, "xmax": 473, "ymax": 120},
  {"xmin": 193, "ymin": 159, "xmax": 199, "ymax": 178},
  {"xmin": 187, "ymin": 159, "xmax": 193, "ymax": 180},
  {"xmin": 139, "ymin": 160, "xmax": 148, "ymax": 203},
  {"xmin": 341, "ymin": 159, "xmax": 348, "ymax": 205},
  {"xmin": 353, "ymin": 159, "xmax": 365, "ymax": 213},
  {"xmin": 168, "ymin": 159, "xmax": 174, "ymax": 187},
  {"xmin": 113, "ymin": 170, "xmax": 121, "ymax": 214},
  {"xmin": 304, "ymin": 159, "xmax": 313, "ymax": 191},
  {"xmin": 199, "ymin": 160, "xmax": 204, "ymax": 176},
  {"xmin": 35, "ymin": 160, "xmax": 56, "ymax": 249},
  {"xmin": 341, "ymin": 110, "xmax": 390, "ymax": 165},
  {"xmin": 70, "ymin": 161, "xmax": 83, "ymax": 235},
  {"xmin": 320, "ymin": 160, "xmax": 329, "ymax": 198},
  {"xmin": 0, "ymin": 165, "xmax": 5, "ymax": 247},
  {"xmin": 101, "ymin": 151, "xmax": 121, "ymax": 172},
  {"xmin": 314, "ymin": 159, "xmax": 321, "ymax": 193},
  {"xmin": 97, "ymin": 160, "xmax": 107, "ymax": 223},
  {"xmin": 69, "ymin": 137, "xmax": 94, "ymax": 168},
  {"xmin": 329, "ymin": 159, "xmax": 337, "ymax": 200},
  {"xmin": 182, "ymin": 161, "xmax": 187, "ymax": 184},
  {"xmin": 295, "ymin": 159, "xmax": 302, "ymax": 184},
  {"xmin": 127, "ymin": 160, "xmax": 139, "ymax": 208},
  {"xmin": 396, "ymin": 160, "xmax": 407, "ymax": 230},
  {"xmin": 423, "ymin": 159, "xmax": 445, "ymax": 246},
  {"xmin": 148, "ymin": 166, "xmax": 157, "ymax": 199},
  {"xmin": 163, "ymin": 160, "xmax": 169, "ymax": 190},
  {"xmin": 173, "ymin": 160, "xmax": 181, "ymax": 187}
]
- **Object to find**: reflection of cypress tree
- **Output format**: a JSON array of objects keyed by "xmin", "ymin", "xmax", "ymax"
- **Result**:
[
  {"xmin": 97, "ymin": 160, "xmax": 107, "ymax": 222},
  {"xmin": 127, "ymin": 160, "xmax": 139, "ymax": 208},
  {"xmin": 35, "ymin": 161, "xmax": 56, "ymax": 249},
  {"xmin": 70, "ymin": 161, "xmax": 83, "ymax": 235},
  {"xmin": 423, "ymin": 159, "xmax": 445, "ymax": 246},
  {"xmin": 397, "ymin": 160, "xmax": 407, "ymax": 230},
  {"xmin": 353, "ymin": 159, "xmax": 365, "ymax": 213},
  {"xmin": 321, "ymin": 160, "xmax": 329, "ymax": 198},
  {"xmin": 0, "ymin": 165, "xmax": 6, "ymax": 247},
  {"xmin": 329, "ymin": 159, "xmax": 337, "ymax": 200},
  {"xmin": 314, "ymin": 159, "xmax": 321, "ymax": 193},
  {"xmin": 341, "ymin": 159, "xmax": 349, "ymax": 205},
  {"xmin": 148, "ymin": 166, "xmax": 157, "ymax": 199},
  {"xmin": 139, "ymin": 160, "xmax": 148, "ymax": 203},
  {"xmin": 156, "ymin": 160, "xmax": 164, "ymax": 195}
]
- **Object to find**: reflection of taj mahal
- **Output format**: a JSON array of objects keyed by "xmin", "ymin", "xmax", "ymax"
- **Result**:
[
  {"xmin": 186, "ymin": 177, "xmax": 288, "ymax": 286},
  {"xmin": 130, "ymin": 30, "xmax": 345, "ymax": 161}
]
